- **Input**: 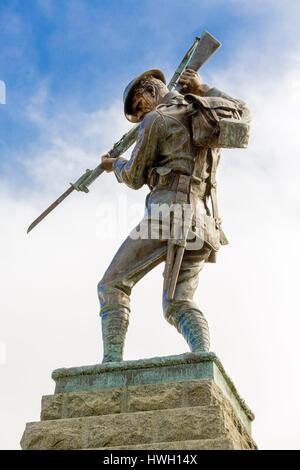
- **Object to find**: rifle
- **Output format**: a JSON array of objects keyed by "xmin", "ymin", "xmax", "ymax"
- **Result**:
[{"xmin": 27, "ymin": 31, "xmax": 221, "ymax": 233}]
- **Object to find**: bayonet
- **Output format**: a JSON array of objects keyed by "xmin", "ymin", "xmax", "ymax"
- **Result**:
[{"xmin": 27, "ymin": 187, "xmax": 74, "ymax": 234}]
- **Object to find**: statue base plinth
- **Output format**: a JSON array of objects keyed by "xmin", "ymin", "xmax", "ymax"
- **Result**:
[{"xmin": 21, "ymin": 353, "xmax": 256, "ymax": 450}]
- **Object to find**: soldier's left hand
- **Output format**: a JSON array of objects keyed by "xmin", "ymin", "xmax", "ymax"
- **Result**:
[
  {"xmin": 179, "ymin": 69, "xmax": 203, "ymax": 95},
  {"xmin": 101, "ymin": 153, "xmax": 115, "ymax": 172}
]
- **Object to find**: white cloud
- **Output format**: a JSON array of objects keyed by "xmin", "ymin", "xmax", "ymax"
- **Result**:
[{"xmin": 0, "ymin": 80, "xmax": 5, "ymax": 104}]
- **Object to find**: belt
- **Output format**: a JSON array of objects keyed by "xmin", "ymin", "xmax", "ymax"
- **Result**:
[
  {"xmin": 153, "ymin": 170, "xmax": 207, "ymax": 200},
  {"xmin": 153, "ymin": 171, "xmax": 191, "ymax": 193}
]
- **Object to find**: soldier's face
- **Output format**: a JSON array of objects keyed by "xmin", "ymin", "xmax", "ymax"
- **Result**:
[{"xmin": 132, "ymin": 85, "xmax": 157, "ymax": 120}]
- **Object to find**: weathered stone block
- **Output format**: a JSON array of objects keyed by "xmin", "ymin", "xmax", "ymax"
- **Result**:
[
  {"xmin": 66, "ymin": 389, "xmax": 122, "ymax": 419},
  {"xmin": 184, "ymin": 380, "xmax": 222, "ymax": 407},
  {"xmin": 41, "ymin": 389, "xmax": 123, "ymax": 421},
  {"xmin": 22, "ymin": 405, "xmax": 228, "ymax": 450},
  {"xmin": 155, "ymin": 405, "xmax": 224, "ymax": 443},
  {"xmin": 94, "ymin": 437, "xmax": 235, "ymax": 450},
  {"xmin": 21, "ymin": 419, "xmax": 84, "ymax": 450},
  {"xmin": 86, "ymin": 412, "xmax": 154, "ymax": 448},
  {"xmin": 41, "ymin": 394, "xmax": 64, "ymax": 421},
  {"xmin": 127, "ymin": 381, "xmax": 183, "ymax": 413}
]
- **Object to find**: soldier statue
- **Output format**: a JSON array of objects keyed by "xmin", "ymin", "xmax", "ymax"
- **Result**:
[{"xmin": 99, "ymin": 68, "xmax": 250, "ymax": 363}]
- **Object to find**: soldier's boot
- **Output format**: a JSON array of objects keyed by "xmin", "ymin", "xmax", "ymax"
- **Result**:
[
  {"xmin": 101, "ymin": 310, "xmax": 129, "ymax": 363},
  {"xmin": 170, "ymin": 309, "xmax": 210, "ymax": 353}
]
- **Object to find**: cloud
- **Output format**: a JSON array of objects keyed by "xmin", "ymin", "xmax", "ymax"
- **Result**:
[
  {"xmin": 0, "ymin": 80, "xmax": 5, "ymax": 104},
  {"xmin": 0, "ymin": 97, "xmax": 145, "ymax": 449}
]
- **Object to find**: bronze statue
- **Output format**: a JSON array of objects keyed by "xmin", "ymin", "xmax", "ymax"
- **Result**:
[
  {"xmin": 26, "ymin": 33, "xmax": 250, "ymax": 364},
  {"xmin": 99, "ymin": 68, "xmax": 250, "ymax": 362}
]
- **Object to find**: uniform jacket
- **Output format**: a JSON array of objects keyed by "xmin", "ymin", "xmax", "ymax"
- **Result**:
[{"xmin": 113, "ymin": 85, "xmax": 250, "ymax": 260}]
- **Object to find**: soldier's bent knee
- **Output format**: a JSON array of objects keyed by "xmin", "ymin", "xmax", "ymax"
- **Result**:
[
  {"xmin": 163, "ymin": 298, "xmax": 198, "ymax": 324},
  {"xmin": 97, "ymin": 276, "xmax": 107, "ymax": 293}
]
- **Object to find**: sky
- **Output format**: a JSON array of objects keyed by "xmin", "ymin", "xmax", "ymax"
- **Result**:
[{"xmin": 1, "ymin": 0, "xmax": 300, "ymax": 450}]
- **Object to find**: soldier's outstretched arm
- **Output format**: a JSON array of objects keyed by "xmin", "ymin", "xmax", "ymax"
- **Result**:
[{"xmin": 111, "ymin": 112, "xmax": 162, "ymax": 190}]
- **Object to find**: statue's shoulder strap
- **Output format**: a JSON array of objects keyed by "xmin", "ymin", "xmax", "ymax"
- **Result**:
[{"xmin": 209, "ymin": 149, "xmax": 229, "ymax": 246}]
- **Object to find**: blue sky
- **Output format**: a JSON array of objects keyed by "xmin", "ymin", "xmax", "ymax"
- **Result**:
[
  {"xmin": 0, "ymin": 0, "xmax": 298, "ymax": 183},
  {"xmin": 0, "ymin": 0, "xmax": 286, "ymax": 107}
]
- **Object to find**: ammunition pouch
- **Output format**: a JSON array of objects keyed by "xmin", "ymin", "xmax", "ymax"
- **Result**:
[
  {"xmin": 185, "ymin": 94, "xmax": 250, "ymax": 149},
  {"xmin": 200, "ymin": 214, "xmax": 221, "ymax": 252},
  {"xmin": 149, "ymin": 167, "xmax": 191, "ymax": 197}
]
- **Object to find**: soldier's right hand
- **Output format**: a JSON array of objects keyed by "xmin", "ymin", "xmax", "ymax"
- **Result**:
[
  {"xmin": 101, "ymin": 153, "xmax": 115, "ymax": 173},
  {"xmin": 179, "ymin": 69, "xmax": 203, "ymax": 95}
]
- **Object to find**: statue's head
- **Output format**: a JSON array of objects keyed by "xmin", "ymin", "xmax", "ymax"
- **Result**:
[{"xmin": 123, "ymin": 69, "xmax": 168, "ymax": 123}]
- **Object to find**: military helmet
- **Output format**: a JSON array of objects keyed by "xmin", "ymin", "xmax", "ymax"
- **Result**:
[{"xmin": 123, "ymin": 69, "xmax": 166, "ymax": 123}]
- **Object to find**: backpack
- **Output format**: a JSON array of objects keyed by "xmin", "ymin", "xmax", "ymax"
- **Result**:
[{"xmin": 185, "ymin": 94, "xmax": 250, "ymax": 149}]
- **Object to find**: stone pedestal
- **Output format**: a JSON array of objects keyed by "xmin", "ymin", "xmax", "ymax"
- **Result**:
[{"xmin": 21, "ymin": 353, "xmax": 256, "ymax": 450}]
